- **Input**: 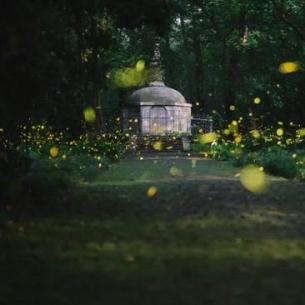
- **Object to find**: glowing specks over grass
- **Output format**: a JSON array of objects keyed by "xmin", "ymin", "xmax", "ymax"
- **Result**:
[
  {"xmin": 169, "ymin": 166, "xmax": 183, "ymax": 177},
  {"xmin": 153, "ymin": 141, "xmax": 163, "ymax": 151},
  {"xmin": 198, "ymin": 132, "xmax": 218, "ymax": 144},
  {"xmin": 240, "ymin": 164, "xmax": 270, "ymax": 194},
  {"xmin": 228, "ymin": 121, "xmax": 238, "ymax": 134},
  {"xmin": 251, "ymin": 130, "xmax": 260, "ymax": 138},
  {"xmin": 50, "ymin": 146, "xmax": 59, "ymax": 157},
  {"xmin": 297, "ymin": 128, "xmax": 305, "ymax": 137},
  {"xmin": 223, "ymin": 129, "xmax": 230, "ymax": 135},
  {"xmin": 276, "ymin": 128, "xmax": 284, "ymax": 137},
  {"xmin": 229, "ymin": 105, "xmax": 236, "ymax": 111},
  {"xmin": 83, "ymin": 107, "xmax": 96, "ymax": 123},
  {"xmin": 147, "ymin": 186, "xmax": 157, "ymax": 197},
  {"xmin": 254, "ymin": 97, "xmax": 261, "ymax": 104},
  {"xmin": 278, "ymin": 61, "xmax": 300, "ymax": 74},
  {"xmin": 234, "ymin": 135, "xmax": 242, "ymax": 144}
]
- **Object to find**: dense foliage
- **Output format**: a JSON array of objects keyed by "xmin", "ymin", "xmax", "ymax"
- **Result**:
[
  {"xmin": 1, "ymin": 0, "xmax": 305, "ymax": 206},
  {"xmin": 1, "ymin": 0, "xmax": 305, "ymax": 133}
]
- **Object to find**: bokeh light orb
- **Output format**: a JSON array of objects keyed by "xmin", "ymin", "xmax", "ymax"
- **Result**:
[
  {"xmin": 240, "ymin": 164, "xmax": 270, "ymax": 194},
  {"xmin": 83, "ymin": 107, "xmax": 96, "ymax": 123},
  {"xmin": 50, "ymin": 146, "xmax": 59, "ymax": 157},
  {"xmin": 147, "ymin": 186, "xmax": 157, "ymax": 197},
  {"xmin": 278, "ymin": 61, "xmax": 300, "ymax": 74}
]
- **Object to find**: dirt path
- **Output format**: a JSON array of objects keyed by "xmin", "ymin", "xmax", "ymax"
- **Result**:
[
  {"xmin": 3, "ymin": 153, "xmax": 305, "ymax": 305},
  {"xmin": 71, "ymin": 152, "xmax": 305, "ymax": 225}
]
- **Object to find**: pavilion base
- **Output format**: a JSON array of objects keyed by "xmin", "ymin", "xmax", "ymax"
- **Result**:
[{"xmin": 129, "ymin": 135, "xmax": 191, "ymax": 152}]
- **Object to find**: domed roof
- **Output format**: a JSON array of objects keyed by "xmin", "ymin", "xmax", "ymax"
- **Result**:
[{"xmin": 129, "ymin": 81, "xmax": 187, "ymax": 105}]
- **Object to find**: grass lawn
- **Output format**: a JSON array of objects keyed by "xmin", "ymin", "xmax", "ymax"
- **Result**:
[{"xmin": 1, "ymin": 152, "xmax": 305, "ymax": 305}]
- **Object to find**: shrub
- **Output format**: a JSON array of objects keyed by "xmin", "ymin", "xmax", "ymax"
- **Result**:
[{"xmin": 260, "ymin": 147, "xmax": 299, "ymax": 179}]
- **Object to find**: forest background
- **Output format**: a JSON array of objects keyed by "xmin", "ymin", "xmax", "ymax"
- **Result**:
[
  {"xmin": 1, "ymin": 0, "xmax": 305, "ymax": 136},
  {"xmin": 1, "ymin": 0, "xmax": 305, "ymax": 187}
]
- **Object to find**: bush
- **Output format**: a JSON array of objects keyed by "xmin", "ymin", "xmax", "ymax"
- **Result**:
[
  {"xmin": 260, "ymin": 147, "xmax": 299, "ymax": 179},
  {"xmin": 210, "ymin": 142, "xmax": 238, "ymax": 161}
]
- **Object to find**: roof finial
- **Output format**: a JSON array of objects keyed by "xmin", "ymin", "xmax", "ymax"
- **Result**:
[
  {"xmin": 150, "ymin": 42, "xmax": 161, "ymax": 67},
  {"xmin": 148, "ymin": 42, "xmax": 164, "ymax": 84}
]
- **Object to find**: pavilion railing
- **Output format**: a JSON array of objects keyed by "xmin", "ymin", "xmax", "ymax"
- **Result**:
[{"xmin": 123, "ymin": 115, "xmax": 213, "ymax": 136}]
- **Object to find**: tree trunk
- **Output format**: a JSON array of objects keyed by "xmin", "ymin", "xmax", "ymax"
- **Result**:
[
  {"xmin": 90, "ymin": 14, "xmax": 104, "ymax": 132},
  {"xmin": 193, "ymin": 31, "xmax": 204, "ymax": 114}
]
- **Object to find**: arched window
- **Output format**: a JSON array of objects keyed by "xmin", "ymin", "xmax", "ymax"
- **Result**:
[{"xmin": 149, "ymin": 106, "xmax": 167, "ymax": 134}]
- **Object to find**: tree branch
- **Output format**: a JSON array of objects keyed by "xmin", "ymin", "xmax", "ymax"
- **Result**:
[{"xmin": 271, "ymin": 0, "xmax": 305, "ymax": 42}]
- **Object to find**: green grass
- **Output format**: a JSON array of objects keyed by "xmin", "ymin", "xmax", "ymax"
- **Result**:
[
  {"xmin": 2, "ymin": 216, "xmax": 305, "ymax": 305},
  {"xmin": 2, "ymin": 153, "xmax": 305, "ymax": 305}
]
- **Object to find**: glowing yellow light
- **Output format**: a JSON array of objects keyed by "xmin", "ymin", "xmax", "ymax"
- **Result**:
[
  {"xmin": 279, "ymin": 61, "xmax": 300, "ymax": 74},
  {"xmin": 251, "ymin": 130, "xmax": 260, "ymax": 138},
  {"xmin": 228, "ymin": 122, "xmax": 238, "ymax": 133},
  {"xmin": 147, "ymin": 186, "xmax": 157, "ymax": 197},
  {"xmin": 135, "ymin": 59, "xmax": 145, "ymax": 72},
  {"xmin": 153, "ymin": 141, "xmax": 162, "ymax": 151},
  {"xmin": 223, "ymin": 129, "xmax": 230, "ymax": 135},
  {"xmin": 50, "ymin": 146, "xmax": 59, "ymax": 157},
  {"xmin": 114, "ymin": 67, "xmax": 143, "ymax": 87},
  {"xmin": 125, "ymin": 255, "xmax": 135, "ymax": 262},
  {"xmin": 276, "ymin": 84, "xmax": 280, "ymax": 88},
  {"xmin": 198, "ymin": 132, "xmax": 218, "ymax": 144},
  {"xmin": 276, "ymin": 128, "xmax": 284, "ymax": 136},
  {"xmin": 292, "ymin": 154, "xmax": 297, "ymax": 158},
  {"xmin": 62, "ymin": 153, "xmax": 67, "ymax": 160},
  {"xmin": 296, "ymin": 128, "xmax": 305, "ymax": 137},
  {"xmin": 277, "ymin": 121, "xmax": 283, "ymax": 126},
  {"xmin": 170, "ymin": 166, "xmax": 182, "ymax": 176},
  {"xmin": 83, "ymin": 107, "xmax": 96, "ymax": 123},
  {"xmin": 254, "ymin": 97, "xmax": 261, "ymax": 104},
  {"xmin": 98, "ymin": 163, "xmax": 103, "ymax": 168},
  {"xmin": 234, "ymin": 135, "xmax": 242, "ymax": 144},
  {"xmin": 240, "ymin": 164, "xmax": 270, "ymax": 194},
  {"xmin": 229, "ymin": 105, "xmax": 236, "ymax": 111},
  {"xmin": 196, "ymin": 102, "xmax": 200, "ymax": 106}
]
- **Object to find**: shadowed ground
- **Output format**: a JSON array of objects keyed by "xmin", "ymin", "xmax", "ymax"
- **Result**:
[{"xmin": 1, "ymin": 152, "xmax": 305, "ymax": 305}]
